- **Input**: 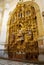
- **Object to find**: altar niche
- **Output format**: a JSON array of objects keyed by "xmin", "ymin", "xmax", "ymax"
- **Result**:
[{"xmin": 6, "ymin": 1, "xmax": 43, "ymax": 61}]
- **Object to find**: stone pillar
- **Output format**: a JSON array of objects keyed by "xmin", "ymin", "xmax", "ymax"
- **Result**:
[{"xmin": 0, "ymin": 9, "xmax": 3, "ymax": 34}]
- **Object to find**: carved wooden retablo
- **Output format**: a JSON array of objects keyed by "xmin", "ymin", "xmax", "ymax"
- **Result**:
[{"xmin": 7, "ymin": 1, "xmax": 39, "ymax": 61}]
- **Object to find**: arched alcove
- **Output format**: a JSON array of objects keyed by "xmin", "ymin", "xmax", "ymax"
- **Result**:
[{"xmin": 6, "ymin": 1, "xmax": 43, "ymax": 60}]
